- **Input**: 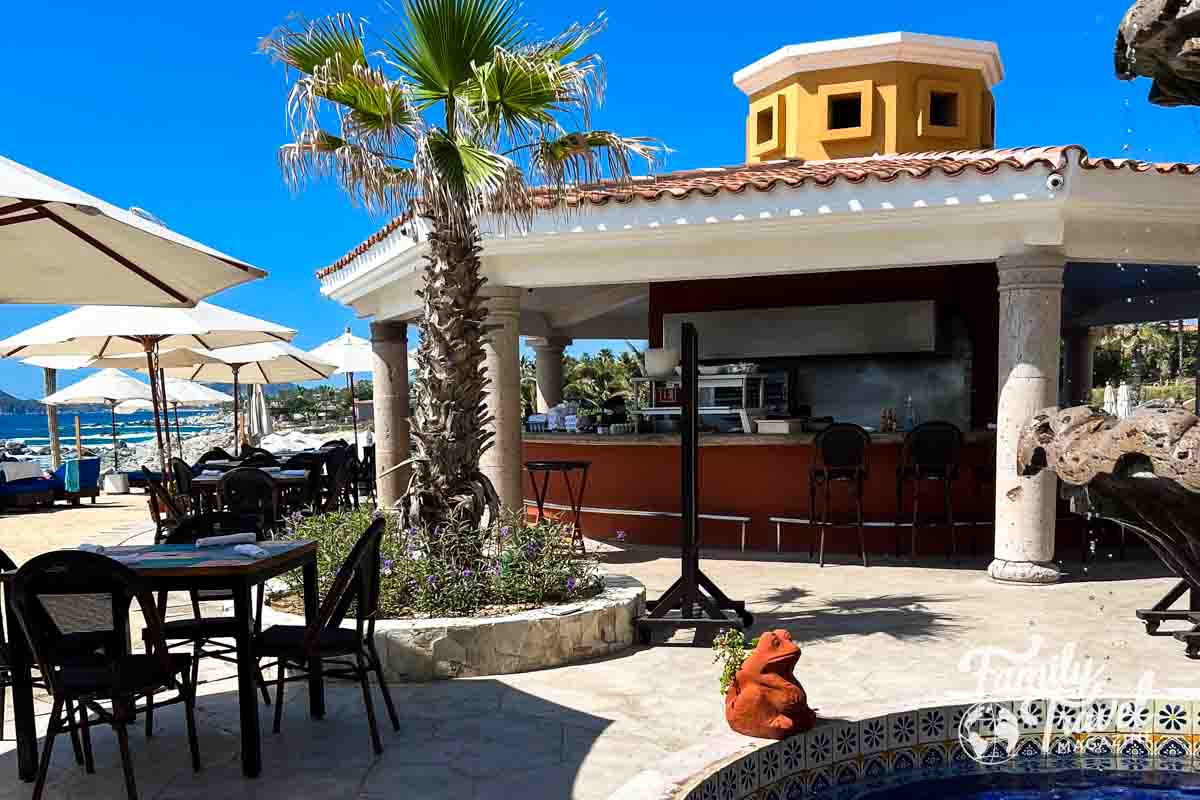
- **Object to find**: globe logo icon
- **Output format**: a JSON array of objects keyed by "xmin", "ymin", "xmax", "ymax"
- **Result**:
[{"xmin": 958, "ymin": 702, "xmax": 1020, "ymax": 764}]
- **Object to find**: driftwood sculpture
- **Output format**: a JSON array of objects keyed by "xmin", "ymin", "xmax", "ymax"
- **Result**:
[{"xmin": 1017, "ymin": 403, "xmax": 1200, "ymax": 586}]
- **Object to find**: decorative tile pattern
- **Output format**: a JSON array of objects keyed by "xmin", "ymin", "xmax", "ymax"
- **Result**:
[
  {"xmin": 918, "ymin": 743, "xmax": 947, "ymax": 769},
  {"xmin": 780, "ymin": 735, "xmax": 806, "ymax": 775},
  {"xmin": 739, "ymin": 750, "xmax": 761, "ymax": 795},
  {"xmin": 861, "ymin": 755, "xmax": 887, "ymax": 781},
  {"xmin": 806, "ymin": 767, "xmax": 831, "ymax": 795},
  {"xmin": 780, "ymin": 775, "xmax": 805, "ymax": 800},
  {"xmin": 832, "ymin": 761, "xmax": 860, "ymax": 785},
  {"xmin": 718, "ymin": 763, "xmax": 739, "ymax": 800},
  {"xmin": 1116, "ymin": 699, "xmax": 1152, "ymax": 733},
  {"xmin": 1154, "ymin": 700, "xmax": 1192, "ymax": 735},
  {"xmin": 1156, "ymin": 736, "xmax": 1191, "ymax": 760},
  {"xmin": 700, "ymin": 773, "xmax": 719, "ymax": 800},
  {"xmin": 1083, "ymin": 700, "xmax": 1116, "ymax": 733},
  {"xmin": 889, "ymin": 748, "xmax": 917, "ymax": 773},
  {"xmin": 1015, "ymin": 699, "xmax": 1046, "ymax": 734},
  {"xmin": 1118, "ymin": 734, "xmax": 1153, "ymax": 760},
  {"xmin": 1013, "ymin": 735, "xmax": 1046, "ymax": 760},
  {"xmin": 1049, "ymin": 700, "xmax": 1083, "ymax": 734},
  {"xmin": 1081, "ymin": 734, "xmax": 1116, "ymax": 756},
  {"xmin": 917, "ymin": 708, "xmax": 947, "ymax": 743},
  {"xmin": 832, "ymin": 723, "xmax": 858, "ymax": 762},
  {"xmin": 859, "ymin": 718, "xmax": 886, "ymax": 755},
  {"xmin": 807, "ymin": 729, "xmax": 833, "ymax": 769},
  {"xmin": 1047, "ymin": 735, "xmax": 1077, "ymax": 757},
  {"xmin": 887, "ymin": 712, "xmax": 917, "ymax": 749},
  {"xmin": 759, "ymin": 741, "xmax": 784, "ymax": 787}
]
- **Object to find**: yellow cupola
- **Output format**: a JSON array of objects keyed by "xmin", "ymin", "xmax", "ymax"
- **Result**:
[{"xmin": 734, "ymin": 32, "xmax": 1004, "ymax": 162}]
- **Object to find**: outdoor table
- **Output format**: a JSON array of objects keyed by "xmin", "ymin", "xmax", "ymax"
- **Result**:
[
  {"xmin": 190, "ymin": 468, "xmax": 312, "ymax": 490},
  {"xmin": 2, "ymin": 539, "xmax": 322, "ymax": 782},
  {"xmin": 525, "ymin": 460, "xmax": 591, "ymax": 553}
]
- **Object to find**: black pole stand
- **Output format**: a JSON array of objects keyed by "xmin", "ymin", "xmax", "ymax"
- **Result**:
[{"xmin": 635, "ymin": 323, "xmax": 752, "ymax": 646}]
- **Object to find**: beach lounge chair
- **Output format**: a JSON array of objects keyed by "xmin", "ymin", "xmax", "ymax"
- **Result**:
[
  {"xmin": 0, "ymin": 460, "xmax": 54, "ymax": 510},
  {"xmin": 49, "ymin": 458, "xmax": 101, "ymax": 505}
]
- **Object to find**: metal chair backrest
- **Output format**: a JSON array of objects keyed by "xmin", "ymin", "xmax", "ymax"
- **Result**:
[
  {"xmin": 196, "ymin": 447, "xmax": 233, "ymax": 465},
  {"xmin": 170, "ymin": 457, "xmax": 193, "ymax": 495},
  {"xmin": 0, "ymin": 547, "xmax": 16, "ymax": 573},
  {"xmin": 902, "ymin": 421, "xmax": 964, "ymax": 475},
  {"xmin": 301, "ymin": 516, "xmax": 385, "ymax": 656},
  {"xmin": 240, "ymin": 451, "xmax": 280, "ymax": 468},
  {"xmin": 321, "ymin": 453, "xmax": 357, "ymax": 512},
  {"xmin": 814, "ymin": 423, "xmax": 871, "ymax": 474},
  {"xmin": 320, "ymin": 439, "xmax": 349, "ymax": 450},
  {"xmin": 144, "ymin": 467, "xmax": 185, "ymax": 522},
  {"xmin": 282, "ymin": 455, "xmax": 323, "ymax": 509},
  {"xmin": 11, "ymin": 551, "xmax": 171, "ymax": 696},
  {"xmin": 217, "ymin": 468, "xmax": 278, "ymax": 530}
]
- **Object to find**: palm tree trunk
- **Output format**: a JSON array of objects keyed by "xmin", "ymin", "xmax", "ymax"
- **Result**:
[{"xmin": 401, "ymin": 205, "xmax": 499, "ymax": 537}]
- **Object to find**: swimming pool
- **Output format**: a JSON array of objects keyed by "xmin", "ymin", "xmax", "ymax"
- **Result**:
[{"xmin": 674, "ymin": 698, "xmax": 1200, "ymax": 800}]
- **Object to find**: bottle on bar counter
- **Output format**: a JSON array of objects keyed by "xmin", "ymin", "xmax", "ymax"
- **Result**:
[{"xmin": 903, "ymin": 395, "xmax": 916, "ymax": 432}]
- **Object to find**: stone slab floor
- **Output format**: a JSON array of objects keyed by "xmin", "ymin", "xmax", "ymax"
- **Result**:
[{"xmin": 0, "ymin": 505, "xmax": 1192, "ymax": 799}]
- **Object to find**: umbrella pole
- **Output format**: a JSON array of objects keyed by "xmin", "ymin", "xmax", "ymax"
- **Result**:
[
  {"xmin": 159, "ymin": 366, "xmax": 172, "ymax": 462},
  {"xmin": 174, "ymin": 403, "xmax": 183, "ymax": 459},
  {"xmin": 232, "ymin": 366, "xmax": 241, "ymax": 457},
  {"xmin": 143, "ymin": 344, "xmax": 167, "ymax": 477},
  {"xmin": 110, "ymin": 401, "xmax": 120, "ymax": 472},
  {"xmin": 75, "ymin": 415, "xmax": 82, "ymax": 461},
  {"xmin": 347, "ymin": 371, "xmax": 359, "ymax": 453}
]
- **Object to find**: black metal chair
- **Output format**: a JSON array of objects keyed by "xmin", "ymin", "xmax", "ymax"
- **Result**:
[
  {"xmin": 320, "ymin": 446, "xmax": 352, "ymax": 510},
  {"xmin": 320, "ymin": 439, "xmax": 349, "ymax": 450},
  {"xmin": 256, "ymin": 516, "xmax": 400, "ymax": 754},
  {"xmin": 281, "ymin": 454, "xmax": 323, "ymax": 514},
  {"xmin": 196, "ymin": 447, "xmax": 233, "ymax": 465},
  {"xmin": 809, "ymin": 424, "xmax": 870, "ymax": 567},
  {"xmin": 239, "ymin": 450, "xmax": 280, "ymax": 469},
  {"xmin": 143, "ymin": 513, "xmax": 270, "ymax": 735},
  {"xmin": 240, "ymin": 446, "xmax": 275, "ymax": 460},
  {"xmin": 356, "ymin": 444, "xmax": 377, "ymax": 502},
  {"xmin": 144, "ymin": 467, "xmax": 187, "ymax": 543},
  {"xmin": 11, "ymin": 551, "xmax": 200, "ymax": 800},
  {"xmin": 0, "ymin": 546, "xmax": 16, "ymax": 734},
  {"xmin": 896, "ymin": 421, "xmax": 964, "ymax": 559},
  {"xmin": 217, "ymin": 467, "xmax": 279, "ymax": 533}
]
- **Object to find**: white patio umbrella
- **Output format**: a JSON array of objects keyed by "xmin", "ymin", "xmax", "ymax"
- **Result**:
[
  {"xmin": 1103, "ymin": 383, "xmax": 1117, "ymax": 416},
  {"xmin": 163, "ymin": 342, "xmax": 335, "ymax": 455},
  {"xmin": 0, "ymin": 304, "xmax": 296, "ymax": 472},
  {"xmin": 161, "ymin": 378, "xmax": 234, "ymax": 457},
  {"xmin": 41, "ymin": 369, "xmax": 152, "ymax": 470},
  {"xmin": 309, "ymin": 327, "xmax": 374, "ymax": 449},
  {"xmin": 1117, "ymin": 382, "xmax": 1133, "ymax": 419},
  {"xmin": 0, "ymin": 154, "xmax": 265, "ymax": 306}
]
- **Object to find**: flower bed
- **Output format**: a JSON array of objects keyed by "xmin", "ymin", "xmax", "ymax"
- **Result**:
[{"xmin": 270, "ymin": 507, "xmax": 644, "ymax": 679}]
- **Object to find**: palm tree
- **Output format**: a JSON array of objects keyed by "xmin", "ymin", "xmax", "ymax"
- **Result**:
[{"xmin": 262, "ymin": 2, "xmax": 657, "ymax": 532}]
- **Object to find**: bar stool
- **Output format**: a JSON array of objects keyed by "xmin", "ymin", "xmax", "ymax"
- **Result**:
[
  {"xmin": 809, "ymin": 424, "xmax": 870, "ymax": 567},
  {"xmin": 896, "ymin": 421, "xmax": 963, "ymax": 559},
  {"xmin": 525, "ymin": 460, "xmax": 591, "ymax": 553}
]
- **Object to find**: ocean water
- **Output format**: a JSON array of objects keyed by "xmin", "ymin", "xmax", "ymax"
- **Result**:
[{"xmin": 0, "ymin": 409, "xmax": 217, "ymax": 467}]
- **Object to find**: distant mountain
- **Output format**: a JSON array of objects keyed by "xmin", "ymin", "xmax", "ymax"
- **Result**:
[{"xmin": 0, "ymin": 390, "xmax": 43, "ymax": 414}]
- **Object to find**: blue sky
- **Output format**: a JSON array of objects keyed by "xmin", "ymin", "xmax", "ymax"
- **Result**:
[{"xmin": 2, "ymin": 0, "xmax": 1197, "ymax": 399}]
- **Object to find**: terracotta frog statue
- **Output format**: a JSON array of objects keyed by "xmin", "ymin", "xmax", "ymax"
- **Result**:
[{"xmin": 724, "ymin": 629, "xmax": 817, "ymax": 739}]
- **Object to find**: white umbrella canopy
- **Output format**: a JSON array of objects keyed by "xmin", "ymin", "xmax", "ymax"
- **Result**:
[
  {"xmin": 309, "ymin": 328, "xmax": 375, "ymax": 375},
  {"xmin": 0, "ymin": 303, "xmax": 296, "ymax": 359},
  {"xmin": 162, "ymin": 378, "xmax": 232, "ymax": 407},
  {"xmin": 41, "ymin": 369, "xmax": 153, "ymax": 469},
  {"xmin": 165, "ymin": 342, "xmax": 335, "ymax": 385},
  {"xmin": 88, "ymin": 347, "xmax": 228, "ymax": 371},
  {"xmin": 247, "ymin": 385, "xmax": 274, "ymax": 444},
  {"xmin": 114, "ymin": 399, "xmax": 155, "ymax": 414},
  {"xmin": 41, "ymin": 368, "xmax": 151, "ymax": 406},
  {"xmin": 0, "ymin": 154, "xmax": 265, "ymax": 306}
]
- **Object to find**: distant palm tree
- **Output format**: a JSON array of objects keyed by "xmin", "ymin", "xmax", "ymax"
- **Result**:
[{"xmin": 262, "ymin": 1, "xmax": 657, "ymax": 532}]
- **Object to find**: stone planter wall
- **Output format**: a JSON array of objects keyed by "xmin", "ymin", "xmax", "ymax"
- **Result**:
[{"xmin": 263, "ymin": 574, "xmax": 644, "ymax": 682}]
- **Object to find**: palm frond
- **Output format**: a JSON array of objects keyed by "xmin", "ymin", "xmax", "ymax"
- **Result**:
[
  {"xmin": 386, "ymin": 0, "xmax": 525, "ymax": 110},
  {"xmin": 259, "ymin": 12, "xmax": 367, "ymax": 76},
  {"xmin": 419, "ymin": 129, "xmax": 529, "ymax": 225},
  {"xmin": 279, "ymin": 130, "xmax": 419, "ymax": 213},
  {"xmin": 530, "ymin": 130, "xmax": 661, "ymax": 200}
]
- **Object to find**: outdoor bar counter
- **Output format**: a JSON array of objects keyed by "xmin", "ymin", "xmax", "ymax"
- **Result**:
[{"xmin": 522, "ymin": 429, "xmax": 997, "ymax": 555}]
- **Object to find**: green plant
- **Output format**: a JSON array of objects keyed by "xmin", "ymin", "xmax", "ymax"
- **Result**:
[
  {"xmin": 712, "ymin": 629, "xmax": 759, "ymax": 696},
  {"xmin": 262, "ymin": 2, "xmax": 658, "ymax": 534},
  {"xmin": 277, "ymin": 506, "xmax": 603, "ymax": 618}
]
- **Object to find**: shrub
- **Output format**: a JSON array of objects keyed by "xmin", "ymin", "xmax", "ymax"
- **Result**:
[
  {"xmin": 712, "ymin": 628, "xmax": 760, "ymax": 696},
  {"xmin": 276, "ymin": 506, "xmax": 603, "ymax": 618}
]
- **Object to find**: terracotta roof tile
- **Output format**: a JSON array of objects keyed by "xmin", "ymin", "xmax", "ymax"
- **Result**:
[{"xmin": 318, "ymin": 145, "xmax": 1200, "ymax": 280}]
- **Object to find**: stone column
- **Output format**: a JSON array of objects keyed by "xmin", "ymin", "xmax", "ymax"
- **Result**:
[
  {"xmin": 1062, "ymin": 327, "xmax": 1099, "ymax": 406},
  {"xmin": 529, "ymin": 336, "xmax": 571, "ymax": 412},
  {"xmin": 989, "ymin": 251, "xmax": 1065, "ymax": 584},
  {"xmin": 370, "ymin": 320, "xmax": 410, "ymax": 510},
  {"xmin": 482, "ymin": 288, "xmax": 523, "ymax": 512}
]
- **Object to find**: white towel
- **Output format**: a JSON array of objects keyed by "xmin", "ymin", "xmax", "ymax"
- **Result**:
[
  {"xmin": 194, "ymin": 532, "xmax": 256, "ymax": 548},
  {"xmin": 77, "ymin": 543, "xmax": 106, "ymax": 554},
  {"xmin": 233, "ymin": 544, "xmax": 268, "ymax": 559}
]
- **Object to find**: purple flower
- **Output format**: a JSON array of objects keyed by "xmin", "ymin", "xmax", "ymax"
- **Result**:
[
  {"xmin": 489, "ymin": 564, "xmax": 501, "ymax": 576},
  {"xmin": 616, "ymin": 530, "xmax": 627, "ymax": 542},
  {"xmin": 566, "ymin": 576, "xmax": 577, "ymax": 592},
  {"xmin": 461, "ymin": 568, "xmax": 473, "ymax": 578},
  {"xmin": 426, "ymin": 575, "xmax": 437, "ymax": 587},
  {"xmin": 381, "ymin": 559, "xmax": 394, "ymax": 576},
  {"xmin": 500, "ymin": 525, "xmax": 511, "ymax": 538}
]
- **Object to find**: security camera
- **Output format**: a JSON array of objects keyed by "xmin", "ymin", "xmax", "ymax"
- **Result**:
[{"xmin": 1046, "ymin": 173, "xmax": 1065, "ymax": 192}]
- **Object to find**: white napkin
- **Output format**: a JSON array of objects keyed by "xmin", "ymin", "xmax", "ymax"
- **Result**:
[
  {"xmin": 194, "ymin": 532, "xmax": 256, "ymax": 548},
  {"xmin": 233, "ymin": 544, "xmax": 269, "ymax": 559},
  {"xmin": 77, "ymin": 543, "xmax": 106, "ymax": 554},
  {"xmin": 201, "ymin": 470, "xmax": 223, "ymax": 477}
]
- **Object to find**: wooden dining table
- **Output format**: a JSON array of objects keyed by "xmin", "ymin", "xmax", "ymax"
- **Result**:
[{"xmin": 2, "ymin": 539, "xmax": 321, "ymax": 781}]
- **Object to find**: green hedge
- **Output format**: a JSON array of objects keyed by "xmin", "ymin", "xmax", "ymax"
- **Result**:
[{"xmin": 277, "ymin": 507, "xmax": 603, "ymax": 618}]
